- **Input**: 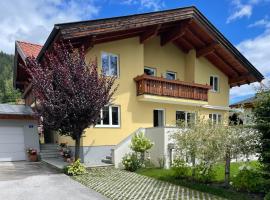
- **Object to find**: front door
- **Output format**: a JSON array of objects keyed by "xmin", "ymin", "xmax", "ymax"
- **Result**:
[{"xmin": 153, "ymin": 109, "xmax": 165, "ymax": 127}]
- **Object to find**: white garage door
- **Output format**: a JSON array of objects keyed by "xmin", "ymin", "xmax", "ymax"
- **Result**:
[{"xmin": 0, "ymin": 126, "xmax": 25, "ymax": 161}]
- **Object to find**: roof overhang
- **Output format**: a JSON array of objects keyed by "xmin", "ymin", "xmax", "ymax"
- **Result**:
[{"xmin": 36, "ymin": 6, "xmax": 263, "ymax": 87}]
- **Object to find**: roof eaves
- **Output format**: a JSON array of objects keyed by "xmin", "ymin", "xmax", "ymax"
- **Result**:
[
  {"xmin": 192, "ymin": 8, "xmax": 264, "ymax": 81},
  {"xmin": 36, "ymin": 26, "xmax": 60, "ymax": 61}
]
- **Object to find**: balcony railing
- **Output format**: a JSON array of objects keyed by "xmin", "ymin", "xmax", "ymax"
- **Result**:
[{"xmin": 134, "ymin": 74, "xmax": 211, "ymax": 101}]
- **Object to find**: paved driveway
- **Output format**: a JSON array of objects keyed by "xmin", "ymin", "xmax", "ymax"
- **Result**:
[
  {"xmin": 74, "ymin": 167, "xmax": 225, "ymax": 200},
  {"xmin": 0, "ymin": 162, "xmax": 108, "ymax": 200}
]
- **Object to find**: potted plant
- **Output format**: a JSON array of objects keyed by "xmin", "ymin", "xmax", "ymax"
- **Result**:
[
  {"xmin": 62, "ymin": 148, "xmax": 72, "ymax": 162},
  {"xmin": 26, "ymin": 148, "xmax": 38, "ymax": 162}
]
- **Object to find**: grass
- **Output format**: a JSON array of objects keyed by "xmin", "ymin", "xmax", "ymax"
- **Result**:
[
  {"xmin": 213, "ymin": 161, "xmax": 259, "ymax": 182},
  {"xmin": 137, "ymin": 161, "xmax": 262, "ymax": 200}
]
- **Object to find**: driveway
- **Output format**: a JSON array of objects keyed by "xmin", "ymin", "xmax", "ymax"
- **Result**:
[
  {"xmin": 0, "ymin": 162, "xmax": 108, "ymax": 200},
  {"xmin": 74, "ymin": 167, "xmax": 225, "ymax": 200}
]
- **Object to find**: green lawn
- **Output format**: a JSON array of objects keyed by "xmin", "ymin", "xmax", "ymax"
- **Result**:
[
  {"xmin": 212, "ymin": 161, "xmax": 259, "ymax": 182},
  {"xmin": 137, "ymin": 161, "xmax": 262, "ymax": 200}
]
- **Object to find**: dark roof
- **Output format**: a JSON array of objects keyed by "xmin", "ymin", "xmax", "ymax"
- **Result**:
[
  {"xmin": 0, "ymin": 104, "xmax": 34, "ymax": 115},
  {"xmin": 230, "ymin": 96, "xmax": 256, "ymax": 108},
  {"xmin": 35, "ymin": 6, "xmax": 263, "ymax": 87}
]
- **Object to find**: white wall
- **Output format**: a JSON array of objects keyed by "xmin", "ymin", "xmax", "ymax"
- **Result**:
[{"xmin": 113, "ymin": 128, "xmax": 145, "ymax": 168}]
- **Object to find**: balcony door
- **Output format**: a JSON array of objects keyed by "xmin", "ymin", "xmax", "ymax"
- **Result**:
[{"xmin": 153, "ymin": 109, "xmax": 165, "ymax": 127}]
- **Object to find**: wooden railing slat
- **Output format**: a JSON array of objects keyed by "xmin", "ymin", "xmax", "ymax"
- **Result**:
[{"xmin": 134, "ymin": 74, "xmax": 209, "ymax": 101}]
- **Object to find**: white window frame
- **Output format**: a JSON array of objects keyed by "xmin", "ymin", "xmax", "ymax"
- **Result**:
[
  {"xmin": 95, "ymin": 105, "xmax": 121, "ymax": 128},
  {"xmin": 210, "ymin": 75, "xmax": 219, "ymax": 92},
  {"xmin": 144, "ymin": 66, "xmax": 156, "ymax": 76},
  {"xmin": 209, "ymin": 113, "xmax": 222, "ymax": 125},
  {"xmin": 166, "ymin": 71, "xmax": 177, "ymax": 80},
  {"xmin": 176, "ymin": 110, "xmax": 196, "ymax": 127},
  {"xmin": 101, "ymin": 51, "xmax": 120, "ymax": 77}
]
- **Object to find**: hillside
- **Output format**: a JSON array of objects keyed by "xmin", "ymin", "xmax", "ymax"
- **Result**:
[{"xmin": 0, "ymin": 51, "xmax": 21, "ymax": 103}]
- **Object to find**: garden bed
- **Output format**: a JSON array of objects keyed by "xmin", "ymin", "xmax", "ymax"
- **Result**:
[{"xmin": 137, "ymin": 161, "xmax": 263, "ymax": 200}]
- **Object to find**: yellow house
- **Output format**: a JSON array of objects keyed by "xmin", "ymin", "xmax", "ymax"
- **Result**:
[{"xmin": 14, "ymin": 7, "xmax": 263, "ymax": 167}]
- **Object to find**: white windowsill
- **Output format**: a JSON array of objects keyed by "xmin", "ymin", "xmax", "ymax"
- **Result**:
[{"xmin": 94, "ymin": 125, "xmax": 120, "ymax": 128}]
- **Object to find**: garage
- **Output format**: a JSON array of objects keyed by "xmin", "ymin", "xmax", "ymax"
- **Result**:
[{"xmin": 0, "ymin": 104, "xmax": 39, "ymax": 161}]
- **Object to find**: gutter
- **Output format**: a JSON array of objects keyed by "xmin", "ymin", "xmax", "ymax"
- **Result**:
[{"xmin": 36, "ymin": 26, "xmax": 60, "ymax": 62}]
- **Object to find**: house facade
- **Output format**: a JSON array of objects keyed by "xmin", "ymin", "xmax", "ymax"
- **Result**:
[{"xmin": 14, "ymin": 7, "xmax": 263, "ymax": 166}]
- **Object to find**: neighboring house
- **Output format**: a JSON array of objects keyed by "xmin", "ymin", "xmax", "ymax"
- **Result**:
[
  {"xmin": 0, "ymin": 104, "xmax": 39, "ymax": 161},
  {"xmin": 230, "ymin": 96, "xmax": 256, "ymax": 125},
  {"xmin": 13, "ymin": 7, "xmax": 263, "ymax": 167}
]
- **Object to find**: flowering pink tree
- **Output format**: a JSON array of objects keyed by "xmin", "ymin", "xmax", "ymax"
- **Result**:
[{"xmin": 24, "ymin": 42, "xmax": 117, "ymax": 160}]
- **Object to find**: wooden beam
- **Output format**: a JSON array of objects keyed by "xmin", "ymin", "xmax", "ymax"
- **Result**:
[
  {"xmin": 196, "ymin": 42, "xmax": 219, "ymax": 57},
  {"xmin": 140, "ymin": 24, "xmax": 161, "ymax": 44},
  {"xmin": 229, "ymin": 74, "xmax": 253, "ymax": 84},
  {"xmin": 160, "ymin": 20, "xmax": 191, "ymax": 46}
]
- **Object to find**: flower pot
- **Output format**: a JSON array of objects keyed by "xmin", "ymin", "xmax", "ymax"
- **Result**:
[{"xmin": 29, "ymin": 154, "xmax": 38, "ymax": 162}]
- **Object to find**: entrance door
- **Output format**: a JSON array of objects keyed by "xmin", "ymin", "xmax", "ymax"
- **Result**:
[{"xmin": 153, "ymin": 109, "xmax": 165, "ymax": 127}]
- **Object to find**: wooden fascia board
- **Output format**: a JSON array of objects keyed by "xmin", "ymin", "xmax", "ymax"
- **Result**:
[{"xmin": 229, "ymin": 73, "xmax": 253, "ymax": 84}]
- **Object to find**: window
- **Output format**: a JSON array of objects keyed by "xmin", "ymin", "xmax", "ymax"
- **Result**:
[
  {"xmin": 176, "ymin": 111, "xmax": 195, "ymax": 127},
  {"xmin": 166, "ymin": 71, "xmax": 177, "ymax": 80},
  {"xmin": 96, "ymin": 105, "xmax": 120, "ymax": 127},
  {"xmin": 101, "ymin": 52, "xmax": 119, "ymax": 77},
  {"xmin": 209, "ymin": 113, "xmax": 222, "ymax": 125},
  {"xmin": 210, "ymin": 76, "xmax": 219, "ymax": 92},
  {"xmin": 144, "ymin": 67, "xmax": 156, "ymax": 76}
]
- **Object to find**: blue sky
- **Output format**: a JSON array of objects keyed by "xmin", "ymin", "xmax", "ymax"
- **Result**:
[{"xmin": 0, "ymin": 0, "xmax": 270, "ymax": 104}]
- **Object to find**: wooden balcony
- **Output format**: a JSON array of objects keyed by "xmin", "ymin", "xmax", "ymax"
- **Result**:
[{"xmin": 134, "ymin": 74, "xmax": 211, "ymax": 101}]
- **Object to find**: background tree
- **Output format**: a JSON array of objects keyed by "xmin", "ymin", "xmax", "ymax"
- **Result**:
[
  {"xmin": 172, "ymin": 117, "xmax": 259, "ymax": 186},
  {"xmin": 254, "ymin": 84, "xmax": 270, "ymax": 178},
  {"xmin": 24, "ymin": 42, "xmax": 118, "ymax": 160},
  {"xmin": 0, "ymin": 51, "xmax": 21, "ymax": 103}
]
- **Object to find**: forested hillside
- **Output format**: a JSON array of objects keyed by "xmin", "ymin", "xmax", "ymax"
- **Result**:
[{"xmin": 0, "ymin": 51, "xmax": 21, "ymax": 103}]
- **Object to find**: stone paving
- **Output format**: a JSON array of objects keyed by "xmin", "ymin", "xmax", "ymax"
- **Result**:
[{"xmin": 74, "ymin": 167, "xmax": 226, "ymax": 200}]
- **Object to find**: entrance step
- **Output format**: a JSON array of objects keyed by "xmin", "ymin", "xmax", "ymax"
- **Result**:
[
  {"xmin": 40, "ymin": 144, "xmax": 59, "ymax": 159},
  {"xmin": 101, "ymin": 149, "xmax": 113, "ymax": 164}
]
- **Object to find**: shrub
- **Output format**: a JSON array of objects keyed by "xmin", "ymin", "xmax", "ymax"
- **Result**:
[
  {"xmin": 63, "ymin": 159, "xmax": 87, "ymax": 176},
  {"xmin": 122, "ymin": 153, "xmax": 141, "ymax": 172},
  {"xmin": 194, "ymin": 163, "xmax": 216, "ymax": 183},
  {"xmin": 130, "ymin": 132, "xmax": 153, "ymax": 153},
  {"xmin": 231, "ymin": 165, "xmax": 265, "ymax": 193},
  {"xmin": 265, "ymin": 192, "xmax": 270, "ymax": 200},
  {"xmin": 171, "ymin": 158, "xmax": 190, "ymax": 178}
]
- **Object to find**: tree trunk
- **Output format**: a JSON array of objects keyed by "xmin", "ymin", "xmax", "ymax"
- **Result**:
[
  {"xmin": 224, "ymin": 149, "xmax": 231, "ymax": 187},
  {"xmin": 191, "ymin": 152, "xmax": 196, "ymax": 178},
  {"xmin": 75, "ymin": 136, "xmax": 81, "ymax": 161}
]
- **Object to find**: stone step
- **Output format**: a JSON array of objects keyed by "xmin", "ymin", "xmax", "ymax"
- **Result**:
[
  {"xmin": 40, "ymin": 154, "xmax": 60, "ymax": 159},
  {"xmin": 101, "ymin": 159, "xmax": 113, "ymax": 164},
  {"xmin": 41, "ymin": 146, "xmax": 58, "ymax": 150},
  {"xmin": 106, "ymin": 156, "xmax": 112, "ymax": 160},
  {"xmin": 40, "ymin": 152, "xmax": 60, "ymax": 158},
  {"xmin": 40, "ymin": 149, "xmax": 59, "ymax": 153}
]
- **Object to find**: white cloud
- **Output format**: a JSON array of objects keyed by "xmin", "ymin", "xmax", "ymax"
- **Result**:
[
  {"xmin": 0, "ymin": 0, "xmax": 99, "ymax": 54},
  {"xmin": 230, "ymin": 27, "xmax": 270, "ymax": 102},
  {"xmin": 227, "ymin": 0, "xmax": 253, "ymax": 23},
  {"xmin": 121, "ymin": 0, "xmax": 165, "ymax": 11},
  {"xmin": 248, "ymin": 17, "xmax": 270, "ymax": 28}
]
